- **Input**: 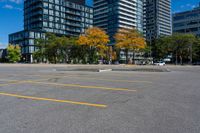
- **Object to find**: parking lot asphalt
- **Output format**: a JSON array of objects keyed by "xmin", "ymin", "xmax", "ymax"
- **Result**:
[{"xmin": 0, "ymin": 64, "xmax": 200, "ymax": 133}]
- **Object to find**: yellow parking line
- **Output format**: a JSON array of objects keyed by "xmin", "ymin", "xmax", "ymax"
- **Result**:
[
  {"xmin": 40, "ymin": 74, "xmax": 152, "ymax": 84},
  {"xmin": 73, "ymin": 77, "xmax": 153, "ymax": 84},
  {"xmin": 0, "ymin": 92, "xmax": 107, "ymax": 108},
  {"xmin": 26, "ymin": 81, "xmax": 137, "ymax": 92},
  {"xmin": 0, "ymin": 79, "xmax": 50, "ymax": 87},
  {"xmin": 0, "ymin": 81, "xmax": 26, "ymax": 86},
  {"xmin": 0, "ymin": 79, "xmax": 19, "ymax": 82},
  {"xmin": 97, "ymin": 73, "xmax": 154, "ymax": 78},
  {"xmin": 0, "ymin": 79, "xmax": 137, "ymax": 92},
  {"xmin": 46, "ymin": 75, "xmax": 153, "ymax": 84},
  {"xmin": 16, "ymin": 74, "xmax": 153, "ymax": 84},
  {"xmin": 0, "ymin": 83, "xmax": 10, "ymax": 86}
]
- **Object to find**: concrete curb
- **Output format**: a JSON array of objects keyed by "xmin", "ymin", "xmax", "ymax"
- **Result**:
[{"xmin": 98, "ymin": 69, "xmax": 112, "ymax": 72}]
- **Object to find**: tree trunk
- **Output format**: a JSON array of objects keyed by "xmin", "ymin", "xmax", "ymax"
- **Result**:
[
  {"xmin": 89, "ymin": 46, "xmax": 92, "ymax": 64},
  {"xmin": 109, "ymin": 46, "xmax": 112, "ymax": 65},
  {"xmin": 132, "ymin": 51, "xmax": 135, "ymax": 64},
  {"xmin": 180, "ymin": 55, "xmax": 183, "ymax": 65},
  {"xmin": 125, "ymin": 49, "xmax": 129, "ymax": 64},
  {"xmin": 101, "ymin": 56, "xmax": 103, "ymax": 64}
]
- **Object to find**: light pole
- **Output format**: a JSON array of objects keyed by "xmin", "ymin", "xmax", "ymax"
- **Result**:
[
  {"xmin": 149, "ymin": 32, "xmax": 152, "ymax": 58},
  {"xmin": 189, "ymin": 43, "xmax": 193, "ymax": 65}
]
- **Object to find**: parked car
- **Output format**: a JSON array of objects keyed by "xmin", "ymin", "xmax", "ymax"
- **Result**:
[
  {"xmin": 193, "ymin": 62, "xmax": 200, "ymax": 65},
  {"xmin": 154, "ymin": 61, "xmax": 166, "ymax": 66},
  {"xmin": 137, "ymin": 61, "xmax": 147, "ymax": 65}
]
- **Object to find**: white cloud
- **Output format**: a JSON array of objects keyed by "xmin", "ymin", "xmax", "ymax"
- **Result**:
[
  {"xmin": 0, "ymin": 0, "xmax": 23, "ymax": 4},
  {"xmin": 192, "ymin": 5, "xmax": 197, "ymax": 8},
  {"xmin": 0, "ymin": 0, "xmax": 23, "ymax": 10},
  {"xmin": 3, "ymin": 4, "xmax": 13, "ymax": 9},
  {"xmin": 0, "ymin": 42, "xmax": 7, "ymax": 48},
  {"xmin": 9, "ymin": 0, "xmax": 23, "ymax": 4},
  {"xmin": 175, "ymin": 3, "xmax": 199, "ymax": 13},
  {"xmin": 180, "ymin": 3, "xmax": 198, "ymax": 10},
  {"xmin": 2, "ymin": 4, "xmax": 22, "ymax": 10}
]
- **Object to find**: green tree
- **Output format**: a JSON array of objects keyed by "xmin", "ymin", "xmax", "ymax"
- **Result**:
[
  {"xmin": 43, "ymin": 33, "xmax": 57, "ymax": 63},
  {"xmin": 170, "ymin": 33, "xmax": 196, "ymax": 64},
  {"xmin": 46, "ymin": 35, "xmax": 78, "ymax": 64},
  {"xmin": 6, "ymin": 44, "xmax": 21, "ymax": 63},
  {"xmin": 69, "ymin": 45, "xmax": 89, "ymax": 64},
  {"xmin": 59, "ymin": 37, "xmax": 77, "ymax": 63},
  {"xmin": 154, "ymin": 36, "xmax": 172, "ymax": 60},
  {"xmin": 33, "ymin": 33, "xmax": 78, "ymax": 64},
  {"xmin": 154, "ymin": 33, "xmax": 197, "ymax": 64},
  {"xmin": 193, "ymin": 37, "xmax": 200, "ymax": 62},
  {"xmin": 33, "ymin": 37, "xmax": 47, "ymax": 63}
]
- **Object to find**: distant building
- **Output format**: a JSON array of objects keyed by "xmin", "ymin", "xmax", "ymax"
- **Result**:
[
  {"xmin": 93, "ymin": 0, "xmax": 145, "ymax": 42},
  {"xmin": 93, "ymin": 0, "xmax": 145, "ymax": 63},
  {"xmin": 0, "ymin": 49, "xmax": 7, "ymax": 61},
  {"xmin": 9, "ymin": 0, "xmax": 93, "ymax": 62},
  {"xmin": 93, "ymin": 0, "xmax": 172, "ymax": 42},
  {"xmin": 145, "ymin": 0, "xmax": 172, "ymax": 41},
  {"xmin": 9, "ymin": 30, "xmax": 45, "ymax": 62},
  {"xmin": 173, "ymin": 3, "xmax": 200, "ymax": 36}
]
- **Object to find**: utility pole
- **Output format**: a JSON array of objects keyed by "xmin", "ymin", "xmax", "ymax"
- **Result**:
[
  {"xmin": 176, "ymin": 50, "xmax": 178, "ymax": 65},
  {"xmin": 189, "ymin": 43, "xmax": 193, "ymax": 65},
  {"xmin": 109, "ymin": 46, "xmax": 112, "ymax": 65},
  {"xmin": 149, "ymin": 33, "xmax": 152, "ymax": 58},
  {"xmin": 188, "ymin": 29, "xmax": 193, "ymax": 65}
]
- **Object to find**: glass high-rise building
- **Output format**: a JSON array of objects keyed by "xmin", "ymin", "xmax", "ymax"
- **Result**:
[
  {"xmin": 93, "ymin": 0, "xmax": 145, "ymax": 42},
  {"xmin": 145, "ymin": 0, "xmax": 172, "ymax": 41},
  {"xmin": 94, "ymin": 0, "xmax": 172, "ymax": 41},
  {"xmin": 9, "ymin": 0, "xmax": 93, "ymax": 62},
  {"xmin": 173, "ymin": 3, "xmax": 200, "ymax": 36}
]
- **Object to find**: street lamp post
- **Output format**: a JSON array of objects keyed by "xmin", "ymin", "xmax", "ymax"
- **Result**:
[
  {"xmin": 189, "ymin": 43, "xmax": 193, "ymax": 65},
  {"xmin": 149, "ymin": 32, "xmax": 153, "ymax": 58}
]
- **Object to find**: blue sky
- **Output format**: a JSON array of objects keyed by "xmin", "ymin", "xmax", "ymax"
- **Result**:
[{"xmin": 0, "ymin": 0, "xmax": 199, "ymax": 48}]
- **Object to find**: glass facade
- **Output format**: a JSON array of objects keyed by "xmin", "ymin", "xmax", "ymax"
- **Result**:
[
  {"xmin": 9, "ymin": 0, "xmax": 93, "ymax": 62},
  {"xmin": 137, "ymin": 0, "xmax": 144, "ymax": 33},
  {"xmin": 173, "ymin": 4, "xmax": 200, "ymax": 36},
  {"xmin": 0, "ymin": 49, "xmax": 7, "ymax": 59},
  {"xmin": 9, "ymin": 30, "xmax": 45, "ymax": 55},
  {"xmin": 94, "ymin": 0, "xmax": 144, "ymax": 42},
  {"xmin": 145, "ymin": 0, "xmax": 172, "ymax": 41},
  {"xmin": 24, "ymin": 0, "xmax": 93, "ymax": 35}
]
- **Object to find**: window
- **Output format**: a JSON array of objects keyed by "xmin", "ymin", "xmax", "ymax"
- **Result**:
[
  {"xmin": 49, "ymin": 10, "xmax": 54, "ymax": 15},
  {"xmin": 43, "ymin": 2, "xmax": 48, "ymax": 8},
  {"xmin": 43, "ymin": 9, "xmax": 48, "ymax": 14},
  {"xmin": 29, "ymin": 32, "xmax": 34, "ymax": 38}
]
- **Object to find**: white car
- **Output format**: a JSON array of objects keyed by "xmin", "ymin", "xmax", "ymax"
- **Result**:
[{"xmin": 154, "ymin": 61, "xmax": 166, "ymax": 66}]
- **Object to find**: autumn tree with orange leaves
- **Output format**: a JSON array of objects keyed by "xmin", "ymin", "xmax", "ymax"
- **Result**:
[
  {"xmin": 77, "ymin": 27, "xmax": 110, "ymax": 63},
  {"xmin": 114, "ymin": 28, "xmax": 146, "ymax": 64}
]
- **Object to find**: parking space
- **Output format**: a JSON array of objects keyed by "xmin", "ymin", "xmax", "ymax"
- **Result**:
[
  {"xmin": 0, "ymin": 65, "xmax": 200, "ymax": 133},
  {"xmin": 0, "ymin": 71, "xmax": 143, "ymax": 108}
]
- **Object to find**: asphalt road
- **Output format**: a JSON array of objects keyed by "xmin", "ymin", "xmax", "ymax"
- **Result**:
[{"xmin": 0, "ymin": 64, "xmax": 199, "ymax": 133}]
